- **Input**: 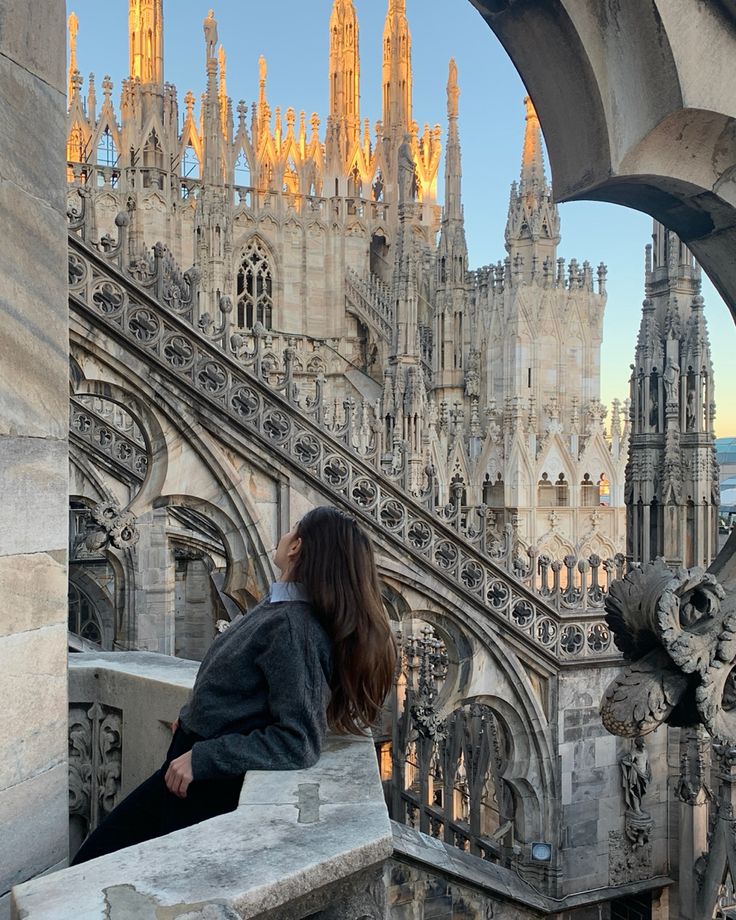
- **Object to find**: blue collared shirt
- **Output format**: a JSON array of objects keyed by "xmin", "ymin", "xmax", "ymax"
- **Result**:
[{"xmin": 269, "ymin": 581, "xmax": 309, "ymax": 604}]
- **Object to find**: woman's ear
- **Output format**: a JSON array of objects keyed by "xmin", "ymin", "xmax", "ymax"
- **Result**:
[{"xmin": 287, "ymin": 535, "xmax": 302, "ymax": 562}]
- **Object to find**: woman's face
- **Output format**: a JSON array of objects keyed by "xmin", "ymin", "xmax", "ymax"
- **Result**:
[{"xmin": 273, "ymin": 525, "xmax": 302, "ymax": 577}]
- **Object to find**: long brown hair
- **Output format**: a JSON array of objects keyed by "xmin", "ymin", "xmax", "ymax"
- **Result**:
[{"xmin": 291, "ymin": 506, "xmax": 397, "ymax": 734}]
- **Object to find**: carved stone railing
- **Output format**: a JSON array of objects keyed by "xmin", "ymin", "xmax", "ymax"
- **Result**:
[
  {"xmin": 66, "ymin": 205, "xmax": 617, "ymax": 662},
  {"xmin": 12, "ymin": 653, "xmax": 391, "ymax": 919},
  {"xmin": 70, "ymin": 395, "xmax": 149, "ymax": 483},
  {"xmin": 67, "ymin": 189, "xmax": 623, "ymax": 617},
  {"xmin": 345, "ymin": 267, "xmax": 394, "ymax": 343}
]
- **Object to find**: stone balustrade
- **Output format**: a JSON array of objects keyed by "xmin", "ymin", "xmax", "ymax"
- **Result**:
[{"xmin": 11, "ymin": 653, "xmax": 392, "ymax": 920}]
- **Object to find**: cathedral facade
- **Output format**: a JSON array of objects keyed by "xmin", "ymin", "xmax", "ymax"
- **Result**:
[{"xmin": 66, "ymin": 0, "xmax": 626, "ymax": 588}]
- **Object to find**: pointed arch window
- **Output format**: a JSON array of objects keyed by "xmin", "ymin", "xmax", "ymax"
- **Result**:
[
  {"xmin": 96, "ymin": 127, "xmax": 118, "ymax": 167},
  {"xmin": 68, "ymin": 583, "xmax": 103, "ymax": 647},
  {"xmin": 181, "ymin": 145, "xmax": 199, "ymax": 179},
  {"xmin": 237, "ymin": 240, "xmax": 273, "ymax": 329},
  {"xmin": 234, "ymin": 151, "xmax": 251, "ymax": 187}
]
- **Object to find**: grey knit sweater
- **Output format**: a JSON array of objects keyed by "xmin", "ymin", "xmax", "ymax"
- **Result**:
[{"xmin": 179, "ymin": 588, "xmax": 333, "ymax": 780}]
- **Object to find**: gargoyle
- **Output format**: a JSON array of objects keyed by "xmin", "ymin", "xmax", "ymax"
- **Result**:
[{"xmin": 600, "ymin": 559, "xmax": 736, "ymax": 742}]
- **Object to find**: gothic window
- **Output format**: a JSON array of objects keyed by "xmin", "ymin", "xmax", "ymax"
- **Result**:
[
  {"xmin": 283, "ymin": 157, "xmax": 298, "ymax": 194},
  {"xmin": 96, "ymin": 127, "xmax": 118, "ymax": 167},
  {"xmin": 598, "ymin": 474, "xmax": 610, "ymax": 506},
  {"xmin": 181, "ymin": 145, "xmax": 199, "ymax": 179},
  {"xmin": 538, "ymin": 473, "xmax": 554, "ymax": 507},
  {"xmin": 581, "ymin": 473, "xmax": 599, "ymax": 507},
  {"xmin": 236, "ymin": 240, "xmax": 273, "ymax": 329},
  {"xmin": 555, "ymin": 473, "xmax": 569, "ymax": 507},
  {"xmin": 68, "ymin": 583, "xmax": 103, "ymax": 646}
]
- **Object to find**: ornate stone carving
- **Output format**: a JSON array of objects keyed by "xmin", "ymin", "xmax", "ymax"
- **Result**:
[
  {"xmin": 69, "ymin": 702, "xmax": 123, "ymax": 840},
  {"xmin": 608, "ymin": 829, "xmax": 652, "ymax": 886},
  {"xmin": 601, "ymin": 559, "xmax": 736, "ymax": 741},
  {"xmin": 81, "ymin": 500, "xmax": 140, "ymax": 552}
]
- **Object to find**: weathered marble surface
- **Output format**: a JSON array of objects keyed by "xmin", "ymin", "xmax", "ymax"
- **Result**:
[
  {"xmin": 0, "ymin": 1, "xmax": 69, "ymax": 916},
  {"xmin": 13, "ymin": 653, "xmax": 393, "ymax": 920}
]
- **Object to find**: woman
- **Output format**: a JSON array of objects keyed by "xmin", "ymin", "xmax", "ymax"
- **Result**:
[{"xmin": 72, "ymin": 506, "xmax": 397, "ymax": 864}]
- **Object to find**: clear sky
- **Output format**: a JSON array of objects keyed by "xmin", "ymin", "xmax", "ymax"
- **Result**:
[{"xmin": 69, "ymin": 0, "xmax": 735, "ymax": 437}]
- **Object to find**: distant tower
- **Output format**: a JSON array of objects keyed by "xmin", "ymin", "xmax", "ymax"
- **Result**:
[
  {"xmin": 627, "ymin": 221, "xmax": 718, "ymax": 567},
  {"xmin": 382, "ymin": 0, "xmax": 412, "ymax": 140},
  {"xmin": 489, "ymin": 96, "xmax": 604, "ymax": 429},
  {"xmin": 504, "ymin": 97, "xmax": 560, "ymax": 281},
  {"xmin": 328, "ymin": 0, "xmax": 361, "ymax": 158},
  {"xmin": 129, "ymin": 0, "xmax": 164, "ymax": 85},
  {"xmin": 434, "ymin": 59, "xmax": 468, "ymax": 400}
]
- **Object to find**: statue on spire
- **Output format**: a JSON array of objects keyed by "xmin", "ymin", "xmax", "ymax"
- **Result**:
[
  {"xmin": 68, "ymin": 11, "xmax": 79, "ymax": 101},
  {"xmin": 398, "ymin": 133, "xmax": 415, "ymax": 203},
  {"xmin": 447, "ymin": 58, "xmax": 459, "ymax": 120},
  {"xmin": 521, "ymin": 95, "xmax": 545, "ymax": 190},
  {"xmin": 203, "ymin": 9, "xmax": 218, "ymax": 60}
]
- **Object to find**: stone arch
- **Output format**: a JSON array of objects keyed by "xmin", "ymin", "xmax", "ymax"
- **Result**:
[
  {"xmin": 70, "ymin": 372, "xmax": 168, "ymax": 514},
  {"xmin": 471, "ymin": 0, "xmax": 736, "ymax": 308},
  {"xmin": 68, "ymin": 567, "xmax": 115, "ymax": 650},
  {"xmin": 153, "ymin": 493, "xmax": 261, "ymax": 612},
  {"xmin": 377, "ymin": 564, "xmax": 556, "ymax": 842}
]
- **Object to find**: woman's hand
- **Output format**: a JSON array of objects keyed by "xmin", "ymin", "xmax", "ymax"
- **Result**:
[
  {"xmin": 170, "ymin": 717, "xmax": 180, "ymax": 734},
  {"xmin": 164, "ymin": 750, "xmax": 193, "ymax": 798}
]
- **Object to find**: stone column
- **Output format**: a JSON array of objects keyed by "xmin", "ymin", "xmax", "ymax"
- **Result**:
[
  {"xmin": 0, "ymin": 1, "xmax": 69, "ymax": 916},
  {"xmin": 133, "ymin": 508, "xmax": 175, "ymax": 653}
]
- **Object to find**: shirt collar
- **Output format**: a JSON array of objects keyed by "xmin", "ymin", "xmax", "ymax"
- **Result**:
[{"xmin": 269, "ymin": 581, "xmax": 309, "ymax": 604}]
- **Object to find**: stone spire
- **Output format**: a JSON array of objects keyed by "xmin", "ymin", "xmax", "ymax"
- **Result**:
[
  {"xmin": 434, "ymin": 60, "xmax": 468, "ymax": 397},
  {"xmin": 129, "ymin": 0, "xmax": 164, "ymax": 85},
  {"xmin": 256, "ymin": 55, "xmax": 270, "ymax": 142},
  {"xmin": 328, "ymin": 0, "xmax": 361, "ymax": 158},
  {"xmin": 504, "ymin": 96, "xmax": 560, "ymax": 281},
  {"xmin": 443, "ymin": 59, "xmax": 462, "ymax": 223},
  {"xmin": 68, "ymin": 12, "xmax": 79, "ymax": 101},
  {"xmin": 202, "ymin": 14, "xmax": 224, "ymax": 185},
  {"xmin": 382, "ymin": 0, "xmax": 412, "ymax": 140},
  {"xmin": 627, "ymin": 219, "xmax": 717, "ymax": 568}
]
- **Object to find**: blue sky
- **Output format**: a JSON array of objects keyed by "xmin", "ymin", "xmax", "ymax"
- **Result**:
[{"xmin": 69, "ymin": 0, "xmax": 735, "ymax": 436}]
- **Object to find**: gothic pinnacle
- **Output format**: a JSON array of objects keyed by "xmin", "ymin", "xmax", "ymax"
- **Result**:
[{"xmin": 521, "ymin": 95, "xmax": 545, "ymax": 191}]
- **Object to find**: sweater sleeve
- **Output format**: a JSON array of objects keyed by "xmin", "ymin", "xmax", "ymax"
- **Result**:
[{"xmin": 189, "ymin": 612, "xmax": 330, "ymax": 780}]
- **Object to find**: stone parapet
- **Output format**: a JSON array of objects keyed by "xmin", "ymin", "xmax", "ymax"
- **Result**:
[{"xmin": 12, "ymin": 653, "xmax": 393, "ymax": 920}]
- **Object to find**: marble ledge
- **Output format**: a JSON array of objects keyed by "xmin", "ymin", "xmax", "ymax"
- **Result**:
[{"xmin": 13, "ymin": 653, "xmax": 393, "ymax": 920}]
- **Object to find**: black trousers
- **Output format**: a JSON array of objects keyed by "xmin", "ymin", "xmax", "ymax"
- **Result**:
[{"xmin": 71, "ymin": 727, "xmax": 245, "ymax": 865}]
